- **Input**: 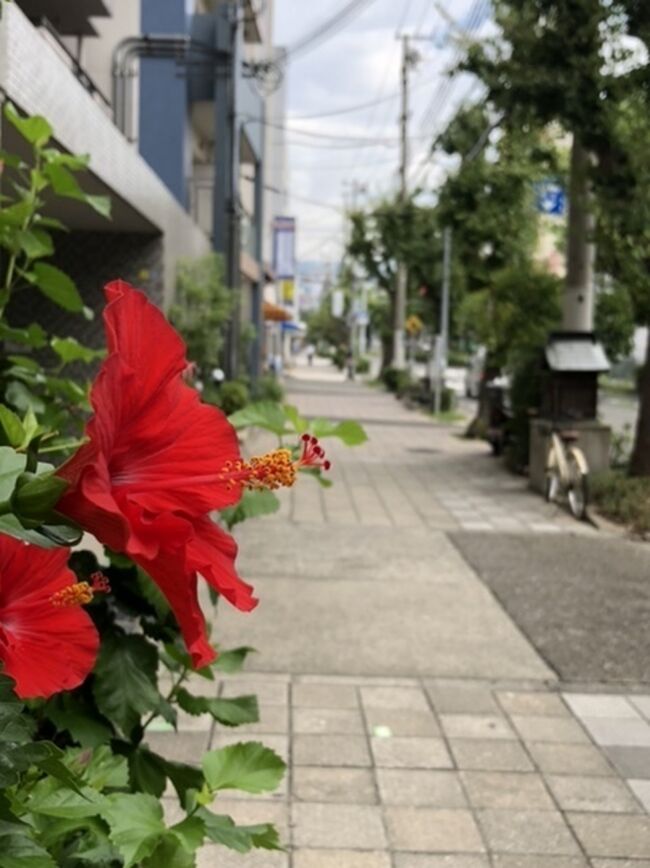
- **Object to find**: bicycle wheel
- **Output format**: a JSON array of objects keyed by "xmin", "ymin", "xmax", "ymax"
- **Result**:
[
  {"xmin": 567, "ymin": 452, "xmax": 589, "ymax": 520},
  {"xmin": 545, "ymin": 447, "xmax": 561, "ymax": 503}
]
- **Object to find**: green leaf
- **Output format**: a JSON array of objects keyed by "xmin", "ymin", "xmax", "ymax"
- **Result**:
[
  {"xmin": 67, "ymin": 745, "xmax": 129, "ymax": 791},
  {"xmin": 101, "ymin": 793, "xmax": 166, "ymax": 868},
  {"xmin": 283, "ymin": 403, "xmax": 310, "ymax": 434},
  {"xmin": 310, "ymin": 418, "xmax": 368, "ymax": 445},
  {"xmin": 0, "ymin": 447, "xmax": 27, "ymax": 500},
  {"xmin": 0, "ymin": 322, "xmax": 47, "ymax": 349},
  {"xmin": 28, "ymin": 781, "xmax": 105, "ymax": 820},
  {"xmin": 4, "ymin": 103, "xmax": 52, "ymax": 147},
  {"xmin": 41, "ymin": 149, "xmax": 90, "ymax": 170},
  {"xmin": 136, "ymin": 568, "xmax": 171, "ymax": 620},
  {"xmin": 0, "ymin": 406, "xmax": 26, "ymax": 447},
  {"xmin": 176, "ymin": 689, "xmax": 259, "ymax": 727},
  {"xmin": 170, "ymin": 815, "xmax": 205, "ymax": 852},
  {"xmin": 212, "ymin": 646, "xmax": 256, "ymax": 674},
  {"xmin": 93, "ymin": 635, "xmax": 160, "ymax": 735},
  {"xmin": 160, "ymin": 758, "xmax": 204, "ymax": 807},
  {"xmin": 31, "ymin": 262, "xmax": 83, "ymax": 312},
  {"xmin": 16, "ymin": 229, "xmax": 53, "ymax": 260},
  {"xmin": 43, "ymin": 163, "xmax": 111, "ymax": 218},
  {"xmin": 199, "ymin": 809, "xmax": 282, "ymax": 853},
  {"xmin": 141, "ymin": 833, "xmax": 197, "ymax": 868},
  {"xmin": 202, "ymin": 742, "xmax": 286, "ymax": 795},
  {"xmin": 228, "ymin": 401, "xmax": 289, "ymax": 435},
  {"xmin": 220, "ymin": 489, "xmax": 280, "ymax": 531},
  {"xmin": 128, "ymin": 748, "xmax": 167, "ymax": 798},
  {"xmin": 50, "ymin": 336, "xmax": 104, "ymax": 365},
  {"xmin": 0, "ymin": 149, "xmax": 26, "ymax": 170},
  {"xmin": 0, "ymin": 825, "xmax": 57, "ymax": 868}
]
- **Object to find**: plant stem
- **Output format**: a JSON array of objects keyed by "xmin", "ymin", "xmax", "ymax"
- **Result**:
[{"xmin": 141, "ymin": 665, "xmax": 189, "ymax": 733}]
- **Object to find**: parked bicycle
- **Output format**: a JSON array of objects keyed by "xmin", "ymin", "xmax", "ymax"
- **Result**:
[{"xmin": 545, "ymin": 429, "xmax": 589, "ymax": 520}]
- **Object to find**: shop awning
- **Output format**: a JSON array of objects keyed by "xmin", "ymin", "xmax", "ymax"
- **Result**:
[{"xmin": 263, "ymin": 301, "xmax": 292, "ymax": 322}]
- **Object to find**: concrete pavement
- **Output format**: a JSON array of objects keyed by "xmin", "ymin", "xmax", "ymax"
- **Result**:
[{"xmin": 155, "ymin": 363, "xmax": 650, "ymax": 866}]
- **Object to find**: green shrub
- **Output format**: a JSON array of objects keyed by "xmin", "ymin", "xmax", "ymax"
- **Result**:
[
  {"xmin": 448, "ymin": 348, "xmax": 471, "ymax": 367},
  {"xmin": 253, "ymin": 374, "xmax": 285, "ymax": 403},
  {"xmin": 356, "ymin": 356, "xmax": 371, "ymax": 375},
  {"xmin": 214, "ymin": 379, "xmax": 250, "ymax": 415},
  {"xmin": 382, "ymin": 366, "xmax": 412, "ymax": 394},
  {"xmin": 331, "ymin": 347, "xmax": 347, "ymax": 370},
  {"xmin": 591, "ymin": 471, "xmax": 650, "ymax": 536}
]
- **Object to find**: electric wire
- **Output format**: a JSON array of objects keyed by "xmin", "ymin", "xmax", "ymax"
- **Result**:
[{"xmin": 283, "ymin": 0, "xmax": 379, "ymax": 62}]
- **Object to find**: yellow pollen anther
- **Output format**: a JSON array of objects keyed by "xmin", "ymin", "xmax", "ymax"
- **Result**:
[
  {"xmin": 50, "ymin": 582, "xmax": 94, "ymax": 608},
  {"xmin": 246, "ymin": 448, "xmax": 297, "ymax": 491}
]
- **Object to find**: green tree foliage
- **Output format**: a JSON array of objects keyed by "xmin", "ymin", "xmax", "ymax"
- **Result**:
[
  {"xmin": 169, "ymin": 253, "xmax": 233, "ymax": 382},
  {"xmin": 595, "ymin": 283, "xmax": 635, "ymax": 363}
]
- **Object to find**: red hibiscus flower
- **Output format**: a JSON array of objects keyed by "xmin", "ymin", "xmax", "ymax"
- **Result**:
[
  {"xmin": 0, "ymin": 536, "xmax": 99, "ymax": 699},
  {"xmin": 56, "ymin": 281, "xmax": 329, "ymax": 668}
]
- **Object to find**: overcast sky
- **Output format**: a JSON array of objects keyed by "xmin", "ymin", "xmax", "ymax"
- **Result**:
[{"xmin": 272, "ymin": 0, "xmax": 493, "ymax": 262}]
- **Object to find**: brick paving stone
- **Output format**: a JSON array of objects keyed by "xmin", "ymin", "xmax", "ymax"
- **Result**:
[
  {"xmin": 440, "ymin": 714, "xmax": 516, "ymax": 740},
  {"xmin": 292, "ymin": 802, "xmax": 387, "ymax": 849},
  {"xmin": 449, "ymin": 739, "xmax": 534, "ymax": 772},
  {"xmin": 563, "ymin": 695, "xmax": 640, "ymax": 720},
  {"xmin": 567, "ymin": 813, "xmax": 650, "ymax": 858},
  {"xmin": 629, "ymin": 779, "xmax": 650, "ymax": 811},
  {"xmin": 509, "ymin": 716, "xmax": 589, "ymax": 745},
  {"xmin": 497, "ymin": 693, "xmax": 570, "ymax": 718},
  {"xmin": 545, "ymin": 775, "xmax": 641, "ymax": 813},
  {"xmin": 292, "ymin": 766, "xmax": 377, "ymax": 804},
  {"xmin": 293, "ymin": 851, "xmax": 391, "ymax": 868},
  {"xmin": 477, "ymin": 809, "xmax": 580, "ymax": 855},
  {"xmin": 604, "ymin": 746, "xmax": 650, "ymax": 779},
  {"xmin": 526, "ymin": 742, "xmax": 614, "ymax": 776},
  {"xmin": 393, "ymin": 856, "xmax": 490, "ymax": 868},
  {"xmin": 591, "ymin": 861, "xmax": 650, "ymax": 868},
  {"xmin": 579, "ymin": 718, "xmax": 650, "ymax": 747},
  {"xmin": 492, "ymin": 858, "xmax": 587, "ymax": 868},
  {"xmin": 630, "ymin": 697, "xmax": 650, "ymax": 720},
  {"xmin": 292, "ymin": 683, "xmax": 359, "ymax": 709},
  {"xmin": 365, "ymin": 707, "xmax": 440, "ymax": 737},
  {"xmin": 425, "ymin": 681, "xmax": 501, "ymax": 714},
  {"xmin": 377, "ymin": 769, "xmax": 467, "ymax": 807},
  {"xmin": 384, "ymin": 807, "xmax": 485, "ymax": 852},
  {"xmin": 220, "ymin": 680, "xmax": 289, "ymax": 705},
  {"xmin": 197, "ymin": 847, "xmax": 289, "ymax": 867},
  {"xmin": 235, "ymin": 704, "xmax": 289, "ymax": 735},
  {"xmin": 293, "ymin": 707, "xmax": 364, "ymax": 735},
  {"xmin": 360, "ymin": 686, "xmax": 430, "ymax": 711},
  {"xmin": 461, "ymin": 771, "xmax": 555, "ymax": 810},
  {"xmin": 144, "ymin": 731, "xmax": 209, "ymax": 765},
  {"xmin": 293, "ymin": 734, "xmax": 371, "ymax": 767},
  {"xmin": 371, "ymin": 737, "xmax": 453, "ymax": 769}
]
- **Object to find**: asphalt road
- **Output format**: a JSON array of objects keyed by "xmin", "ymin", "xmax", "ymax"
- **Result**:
[{"xmin": 451, "ymin": 531, "xmax": 650, "ymax": 685}]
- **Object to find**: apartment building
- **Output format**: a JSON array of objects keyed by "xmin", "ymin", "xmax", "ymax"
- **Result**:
[{"xmin": 0, "ymin": 0, "xmax": 286, "ymax": 375}]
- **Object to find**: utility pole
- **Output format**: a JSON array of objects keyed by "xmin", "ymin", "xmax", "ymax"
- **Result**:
[
  {"xmin": 393, "ymin": 35, "xmax": 418, "ymax": 370},
  {"xmin": 434, "ymin": 227, "xmax": 452, "ymax": 414},
  {"xmin": 563, "ymin": 134, "xmax": 595, "ymax": 332}
]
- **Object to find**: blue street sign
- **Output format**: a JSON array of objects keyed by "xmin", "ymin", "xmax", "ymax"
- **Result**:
[{"xmin": 535, "ymin": 181, "xmax": 565, "ymax": 216}]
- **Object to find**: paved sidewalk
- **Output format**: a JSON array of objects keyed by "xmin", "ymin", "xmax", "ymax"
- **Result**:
[{"xmin": 157, "ymin": 366, "xmax": 650, "ymax": 866}]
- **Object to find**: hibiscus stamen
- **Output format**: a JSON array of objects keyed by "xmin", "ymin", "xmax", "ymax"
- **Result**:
[
  {"xmin": 217, "ymin": 438, "xmax": 331, "ymax": 492},
  {"xmin": 50, "ymin": 572, "xmax": 111, "ymax": 608}
]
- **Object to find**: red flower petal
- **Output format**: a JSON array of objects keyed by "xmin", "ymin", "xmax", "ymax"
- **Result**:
[{"xmin": 0, "ymin": 538, "xmax": 98, "ymax": 699}]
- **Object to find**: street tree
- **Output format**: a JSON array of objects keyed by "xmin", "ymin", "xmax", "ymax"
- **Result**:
[{"xmin": 463, "ymin": 0, "xmax": 650, "ymax": 473}]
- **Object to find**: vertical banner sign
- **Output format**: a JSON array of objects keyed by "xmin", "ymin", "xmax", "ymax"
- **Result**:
[{"xmin": 273, "ymin": 217, "xmax": 296, "ymax": 304}]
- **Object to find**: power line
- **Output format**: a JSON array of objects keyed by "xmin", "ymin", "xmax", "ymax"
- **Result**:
[{"xmin": 283, "ymin": 0, "xmax": 379, "ymax": 62}]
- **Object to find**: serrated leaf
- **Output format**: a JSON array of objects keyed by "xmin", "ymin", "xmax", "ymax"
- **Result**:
[
  {"xmin": 93, "ymin": 635, "xmax": 160, "ymax": 735},
  {"xmin": 67, "ymin": 745, "xmax": 128, "ymax": 791},
  {"xmin": 27, "ymin": 781, "xmax": 105, "ymax": 819},
  {"xmin": 32, "ymin": 262, "xmax": 83, "ymax": 312},
  {"xmin": 228, "ymin": 402, "xmax": 289, "ymax": 435},
  {"xmin": 202, "ymin": 742, "xmax": 285, "ymax": 794},
  {"xmin": 0, "ymin": 828, "xmax": 57, "ymax": 868},
  {"xmin": 141, "ymin": 833, "xmax": 196, "ymax": 868},
  {"xmin": 176, "ymin": 688, "xmax": 259, "ymax": 727},
  {"xmin": 220, "ymin": 489, "xmax": 280, "ymax": 531},
  {"xmin": 310, "ymin": 418, "xmax": 367, "ymax": 445},
  {"xmin": 212, "ymin": 646, "xmax": 256, "ymax": 674},
  {"xmin": 101, "ymin": 793, "xmax": 165, "ymax": 868},
  {"xmin": 50, "ymin": 337, "xmax": 104, "ymax": 365},
  {"xmin": 283, "ymin": 403, "xmax": 309, "ymax": 434},
  {"xmin": 4, "ymin": 103, "xmax": 52, "ymax": 147},
  {"xmin": 199, "ymin": 809, "xmax": 282, "ymax": 853},
  {"xmin": 128, "ymin": 748, "xmax": 167, "ymax": 798}
]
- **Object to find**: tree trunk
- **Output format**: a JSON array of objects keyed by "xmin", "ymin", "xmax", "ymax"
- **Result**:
[{"xmin": 629, "ymin": 328, "xmax": 650, "ymax": 476}]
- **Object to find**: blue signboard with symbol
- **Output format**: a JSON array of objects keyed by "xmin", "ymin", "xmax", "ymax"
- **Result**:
[{"xmin": 535, "ymin": 181, "xmax": 565, "ymax": 216}]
